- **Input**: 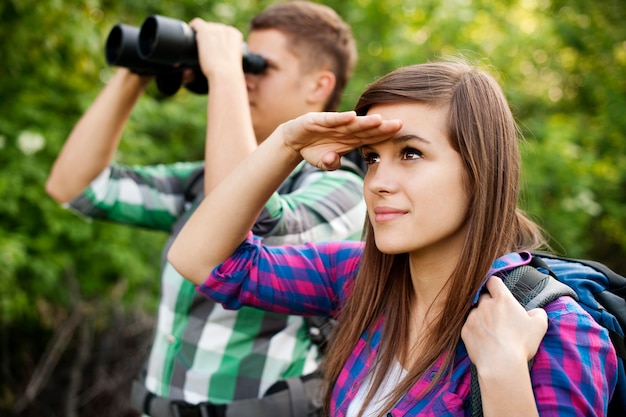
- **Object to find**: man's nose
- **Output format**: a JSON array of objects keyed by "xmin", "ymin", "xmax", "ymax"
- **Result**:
[{"xmin": 245, "ymin": 73, "xmax": 258, "ymax": 90}]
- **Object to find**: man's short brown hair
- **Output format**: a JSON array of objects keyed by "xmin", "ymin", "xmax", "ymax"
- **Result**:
[{"xmin": 250, "ymin": 1, "xmax": 357, "ymax": 111}]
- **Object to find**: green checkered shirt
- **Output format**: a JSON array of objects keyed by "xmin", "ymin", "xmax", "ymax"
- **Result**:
[{"xmin": 67, "ymin": 159, "xmax": 365, "ymax": 404}]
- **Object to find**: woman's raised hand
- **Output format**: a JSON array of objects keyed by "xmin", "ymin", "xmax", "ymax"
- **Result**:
[{"xmin": 276, "ymin": 111, "xmax": 402, "ymax": 170}]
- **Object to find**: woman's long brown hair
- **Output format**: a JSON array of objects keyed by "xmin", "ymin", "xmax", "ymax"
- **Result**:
[{"xmin": 321, "ymin": 59, "xmax": 546, "ymax": 416}]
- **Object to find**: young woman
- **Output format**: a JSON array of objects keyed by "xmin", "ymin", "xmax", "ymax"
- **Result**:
[{"xmin": 168, "ymin": 59, "xmax": 617, "ymax": 416}]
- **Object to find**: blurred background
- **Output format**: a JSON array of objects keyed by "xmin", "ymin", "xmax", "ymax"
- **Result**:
[{"xmin": 1, "ymin": 0, "xmax": 624, "ymax": 415}]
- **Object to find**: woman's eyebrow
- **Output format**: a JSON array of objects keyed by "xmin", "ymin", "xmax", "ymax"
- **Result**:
[
  {"xmin": 359, "ymin": 134, "xmax": 432, "ymax": 153},
  {"xmin": 392, "ymin": 134, "xmax": 431, "ymax": 145}
]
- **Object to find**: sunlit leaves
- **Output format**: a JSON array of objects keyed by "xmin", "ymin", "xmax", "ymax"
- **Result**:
[{"xmin": 1, "ymin": 0, "xmax": 624, "ymax": 326}]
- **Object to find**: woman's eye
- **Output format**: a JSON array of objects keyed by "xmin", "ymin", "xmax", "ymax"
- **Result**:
[
  {"xmin": 361, "ymin": 152, "xmax": 380, "ymax": 165},
  {"xmin": 402, "ymin": 148, "xmax": 423, "ymax": 160}
]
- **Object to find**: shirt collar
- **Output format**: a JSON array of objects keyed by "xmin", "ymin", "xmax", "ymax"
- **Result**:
[{"xmin": 471, "ymin": 251, "xmax": 532, "ymax": 305}]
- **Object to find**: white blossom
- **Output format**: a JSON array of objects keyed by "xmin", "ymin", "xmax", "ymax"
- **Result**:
[{"xmin": 17, "ymin": 131, "xmax": 45, "ymax": 155}]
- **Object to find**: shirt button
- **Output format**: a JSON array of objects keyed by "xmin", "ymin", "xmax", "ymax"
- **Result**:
[{"xmin": 166, "ymin": 334, "xmax": 176, "ymax": 344}]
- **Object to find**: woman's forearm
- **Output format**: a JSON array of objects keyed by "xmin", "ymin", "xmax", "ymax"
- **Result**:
[
  {"xmin": 478, "ymin": 360, "xmax": 539, "ymax": 417},
  {"xmin": 168, "ymin": 126, "xmax": 302, "ymax": 285}
]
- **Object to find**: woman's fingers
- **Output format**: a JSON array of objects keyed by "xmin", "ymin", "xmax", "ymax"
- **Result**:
[
  {"xmin": 287, "ymin": 111, "xmax": 401, "ymax": 146},
  {"xmin": 276, "ymin": 111, "xmax": 401, "ymax": 170},
  {"xmin": 319, "ymin": 151, "xmax": 342, "ymax": 171},
  {"xmin": 463, "ymin": 276, "xmax": 549, "ymax": 369},
  {"xmin": 483, "ymin": 273, "xmax": 510, "ymax": 297}
]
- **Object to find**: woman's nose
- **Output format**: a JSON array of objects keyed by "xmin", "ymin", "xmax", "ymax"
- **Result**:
[{"xmin": 365, "ymin": 163, "xmax": 398, "ymax": 195}]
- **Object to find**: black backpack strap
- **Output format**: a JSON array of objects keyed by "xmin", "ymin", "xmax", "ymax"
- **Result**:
[
  {"xmin": 303, "ymin": 316, "xmax": 336, "ymax": 355},
  {"xmin": 229, "ymin": 372, "xmax": 323, "ymax": 417},
  {"xmin": 506, "ymin": 264, "xmax": 578, "ymax": 309},
  {"xmin": 341, "ymin": 149, "xmax": 366, "ymax": 178},
  {"xmin": 469, "ymin": 364, "xmax": 482, "ymax": 417},
  {"xmin": 132, "ymin": 371, "xmax": 323, "ymax": 417},
  {"xmin": 469, "ymin": 264, "xmax": 578, "ymax": 417},
  {"xmin": 183, "ymin": 165, "xmax": 205, "ymax": 203}
]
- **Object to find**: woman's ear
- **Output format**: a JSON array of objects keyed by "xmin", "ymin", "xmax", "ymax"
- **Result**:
[{"xmin": 307, "ymin": 70, "xmax": 336, "ymax": 107}]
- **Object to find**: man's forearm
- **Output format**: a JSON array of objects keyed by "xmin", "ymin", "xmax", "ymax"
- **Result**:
[
  {"xmin": 203, "ymin": 68, "xmax": 256, "ymax": 194},
  {"xmin": 46, "ymin": 68, "xmax": 151, "ymax": 203}
]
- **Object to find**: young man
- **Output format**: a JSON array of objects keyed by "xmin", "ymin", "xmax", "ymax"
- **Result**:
[{"xmin": 46, "ymin": 2, "xmax": 362, "ymax": 416}]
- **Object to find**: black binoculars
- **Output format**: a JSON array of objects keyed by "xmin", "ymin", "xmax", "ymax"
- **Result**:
[{"xmin": 105, "ymin": 15, "xmax": 267, "ymax": 96}]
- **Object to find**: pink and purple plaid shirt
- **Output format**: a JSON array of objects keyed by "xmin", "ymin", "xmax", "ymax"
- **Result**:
[{"xmin": 198, "ymin": 234, "xmax": 617, "ymax": 416}]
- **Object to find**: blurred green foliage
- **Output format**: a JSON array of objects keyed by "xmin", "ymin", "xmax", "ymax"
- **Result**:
[{"xmin": 1, "ymin": 0, "xmax": 624, "ymax": 331}]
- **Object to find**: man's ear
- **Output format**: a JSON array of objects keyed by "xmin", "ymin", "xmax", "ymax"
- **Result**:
[{"xmin": 307, "ymin": 70, "xmax": 336, "ymax": 106}]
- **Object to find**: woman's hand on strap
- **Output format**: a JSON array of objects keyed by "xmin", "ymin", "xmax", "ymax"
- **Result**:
[{"xmin": 461, "ymin": 276, "xmax": 548, "ymax": 417}]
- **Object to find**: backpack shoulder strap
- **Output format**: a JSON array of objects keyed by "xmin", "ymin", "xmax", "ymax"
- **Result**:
[
  {"xmin": 506, "ymin": 263, "xmax": 579, "ymax": 309},
  {"xmin": 341, "ymin": 149, "xmax": 367, "ymax": 178},
  {"xmin": 183, "ymin": 165, "xmax": 205, "ymax": 203},
  {"xmin": 303, "ymin": 316, "xmax": 336, "ymax": 355}
]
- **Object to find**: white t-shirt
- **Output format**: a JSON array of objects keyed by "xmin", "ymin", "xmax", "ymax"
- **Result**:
[{"xmin": 346, "ymin": 359, "xmax": 408, "ymax": 417}]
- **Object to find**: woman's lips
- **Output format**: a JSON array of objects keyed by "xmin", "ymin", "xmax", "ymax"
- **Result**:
[{"xmin": 373, "ymin": 206, "xmax": 406, "ymax": 223}]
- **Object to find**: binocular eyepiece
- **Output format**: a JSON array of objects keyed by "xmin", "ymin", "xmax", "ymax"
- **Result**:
[{"xmin": 105, "ymin": 15, "xmax": 267, "ymax": 96}]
